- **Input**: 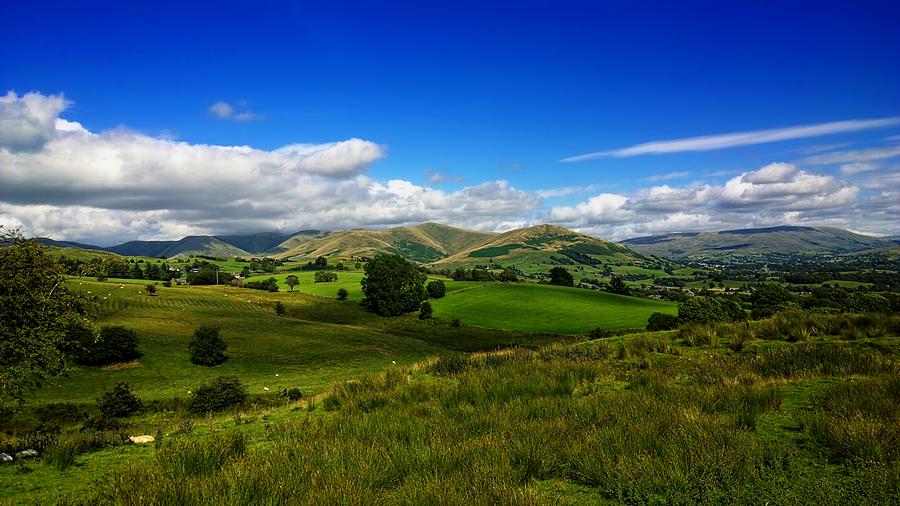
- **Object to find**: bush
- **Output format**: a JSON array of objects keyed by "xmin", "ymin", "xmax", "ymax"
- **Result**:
[
  {"xmin": 314, "ymin": 271, "xmax": 338, "ymax": 283},
  {"xmin": 678, "ymin": 296, "xmax": 746, "ymax": 324},
  {"xmin": 426, "ymin": 280, "xmax": 446, "ymax": 299},
  {"xmin": 646, "ymin": 312, "xmax": 678, "ymax": 331},
  {"xmin": 280, "ymin": 388, "xmax": 303, "ymax": 401},
  {"xmin": 419, "ymin": 301, "xmax": 433, "ymax": 319},
  {"xmin": 274, "ymin": 301, "xmax": 285, "ymax": 316},
  {"xmin": 189, "ymin": 325, "xmax": 227, "ymax": 366},
  {"xmin": 548, "ymin": 267, "xmax": 574, "ymax": 287},
  {"xmin": 750, "ymin": 284, "xmax": 798, "ymax": 319},
  {"xmin": 189, "ymin": 376, "xmax": 248, "ymax": 414},
  {"xmin": 587, "ymin": 328, "xmax": 612, "ymax": 338},
  {"xmin": 336, "ymin": 288, "xmax": 349, "ymax": 300},
  {"xmin": 498, "ymin": 268, "xmax": 518, "ymax": 282},
  {"xmin": 145, "ymin": 283, "xmax": 157, "ymax": 295},
  {"xmin": 97, "ymin": 382, "xmax": 142, "ymax": 418},
  {"xmin": 245, "ymin": 277, "xmax": 278, "ymax": 292},
  {"xmin": 76, "ymin": 326, "xmax": 142, "ymax": 366}
]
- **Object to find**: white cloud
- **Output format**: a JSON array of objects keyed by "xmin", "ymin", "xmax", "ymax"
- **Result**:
[
  {"xmin": 562, "ymin": 117, "xmax": 900, "ymax": 161},
  {"xmin": 208, "ymin": 101, "xmax": 257, "ymax": 122},
  {"xmin": 840, "ymin": 162, "xmax": 878, "ymax": 175},
  {"xmin": 0, "ymin": 91, "xmax": 70, "ymax": 152},
  {"xmin": 645, "ymin": 171, "xmax": 689, "ymax": 182},
  {"xmin": 801, "ymin": 145, "xmax": 900, "ymax": 165}
]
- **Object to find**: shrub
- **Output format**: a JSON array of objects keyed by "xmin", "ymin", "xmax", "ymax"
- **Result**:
[
  {"xmin": 336, "ymin": 288, "xmax": 349, "ymax": 300},
  {"xmin": 274, "ymin": 301, "xmax": 285, "ymax": 316},
  {"xmin": 189, "ymin": 325, "xmax": 227, "ymax": 366},
  {"xmin": 189, "ymin": 376, "xmax": 247, "ymax": 414},
  {"xmin": 145, "ymin": 283, "xmax": 157, "ymax": 295},
  {"xmin": 587, "ymin": 327, "xmax": 612, "ymax": 338},
  {"xmin": 451, "ymin": 318, "xmax": 462, "ymax": 328},
  {"xmin": 280, "ymin": 388, "xmax": 303, "ymax": 401},
  {"xmin": 678, "ymin": 296, "xmax": 746, "ymax": 324},
  {"xmin": 548, "ymin": 267, "xmax": 574, "ymax": 287},
  {"xmin": 750, "ymin": 284, "xmax": 798, "ymax": 319},
  {"xmin": 314, "ymin": 271, "xmax": 337, "ymax": 283},
  {"xmin": 419, "ymin": 301, "xmax": 433, "ymax": 319},
  {"xmin": 426, "ymin": 280, "xmax": 446, "ymax": 299},
  {"xmin": 245, "ymin": 277, "xmax": 278, "ymax": 292},
  {"xmin": 97, "ymin": 382, "xmax": 142, "ymax": 418},
  {"xmin": 76, "ymin": 326, "xmax": 142, "ymax": 366},
  {"xmin": 646, "ymin": 312, "xmax": 678, "ymax": 331}
]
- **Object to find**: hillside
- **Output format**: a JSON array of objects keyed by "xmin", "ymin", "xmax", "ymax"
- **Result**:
[
  {"xmin": 275, "ymin": 223, "xmax": 495, "ymax": 262},
  {"xmin": 431, "ymin": 224, "xmax": 641, "ymax": 270},
  {"xmin": 214, "ymin": 231, "xmax": 314, "ymax": 255},
  {"xmin": 107, "ymin": 236, "xmax": 252, "ymax": 258},
  {"xmin": 622, "ymin": 226, "xmax": 898, "ymax": 259}
]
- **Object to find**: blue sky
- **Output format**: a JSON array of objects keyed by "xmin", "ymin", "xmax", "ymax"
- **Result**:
[{"xmin": 2, "ymin": 0, "xmax": 900, "ymax": 244}]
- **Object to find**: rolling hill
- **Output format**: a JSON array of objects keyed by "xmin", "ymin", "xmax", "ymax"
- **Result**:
[
  {"xmin": 622, "ymin": 226, "xmax": 898, "ymax": 259},
  {"xmin": 107, "ymin": 236, "xmax": 253, "ymax": 258},
  {"xmin": 430, "ymin": 224, "xmax": 642, "ymax": 270},
  {"xmin": 274, "ymin": 223, "xmax": 495, "ymax": 262}
]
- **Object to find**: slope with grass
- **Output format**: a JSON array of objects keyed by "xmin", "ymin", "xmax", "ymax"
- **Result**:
[{"xmin": 430, "ymin": 282, "xmax": 676, "ymax": 334}]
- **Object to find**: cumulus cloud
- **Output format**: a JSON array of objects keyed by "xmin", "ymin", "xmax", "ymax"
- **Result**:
[{"xmin": 0, "ymin": 91, "xmax": 70, "ymax": 152}]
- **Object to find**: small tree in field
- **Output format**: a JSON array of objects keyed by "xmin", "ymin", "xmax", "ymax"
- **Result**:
[
  {"xmin": 189, "ymin": 325, "xmax": 227, "ymax": 366},
  {"xmin": 426, "ymin": 280, "xmax": 446, "ymax": 299},
  {"xmin": 360, "ymin": 254, "xmax": 427, "ymax": 316},
  {"xmin": 419, "ymin": 301, "xmax": 433, "ymax": 319},
  {"xmin": 274, "ymin": 301, "xmax": 285, "ymax": 316},
  {"xmin": 285, "ymin": 275, "xmax": 299, "ymax": 292},
  {"xmin": 97, "ymin": 382, "xmax": 142, "ymax": 418},
  {"xmin": 549, "ymin": 267, "xmax": 574, "ymax": 287},
  {"xmin": 145, "ymin": 283, "xmax": 157, "ymax": 296},
  {"xmin": 336, "ymin": 288, "xmax": 349, "ymax": 300}
]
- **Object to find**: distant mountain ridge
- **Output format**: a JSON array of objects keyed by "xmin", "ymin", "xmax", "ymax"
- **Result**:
[{"xmin": 622, "ymin": 226, "xmax": 898, "ymax": 258}]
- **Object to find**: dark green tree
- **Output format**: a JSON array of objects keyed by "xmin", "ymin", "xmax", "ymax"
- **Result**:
[
  {"xmin": 646, "ymin": 312, "xmax": 679, "ymax": 331},
  {"xmin": 419, "ymin": 301, "xmax": 433, "ymax": 319},
  {"xmin": 189, "ymin": 376, "xmax": 247, "ymax": 414},
  {"xmin": 549, "ymin": 267, "xmax": 574, "ymax": 287},
  {"xmin": 0, "ymin": 234, "xmax": 95, "ymax": 406},
  {"xmin": 498, "ymin": 268, "xmax": 518, "ymax": 282},
  {"xmin": 130, "ymin": 262, "xmax": 144, "ymax": 279},
  {"xmin": 189, "ymin": 325, "xmax": 227, "ymax": 366},
  {"xmin": 274, "ymin": 301, "xmax": 285, "ymax": 316},
  {"xmin": 678, "ymin": 296, "xmax": 746, "ymax": 324},
  {"xmin": 285, "ymin": 275, "xmax": 299, "ymax": 292},
  {"xmin": 360, "ymin": 254, "xmax": 427, "ymax": 316},
  {"xmin": 750, "ymin": 284, "xmax": 798, "ymax": 318},
  {"xmin": 77, "ymin": 325, "xmax": 142, "ymax": 366},
  {"xmin": 336, "ymin": 288, "xmax": 349, "ymax": 300},
  {"xmin": 426, "ymin": 280, "xmax": 446, "ymax": 299},
  {"xmin": 97, "ymin": 382, "xmax": 142, "ymax": 418},
  {"xmin": 315, "ymin": 256, "xmax": 328, "ymax": 268},
  {"xmin": 609, "ymin": 276, "xmax": 630, "ymax": 295}
]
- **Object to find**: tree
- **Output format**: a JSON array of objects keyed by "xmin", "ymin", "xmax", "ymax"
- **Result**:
[
  {"xmin": 678, "ymin": 296, "xmax": 746, "ymax": 324},
  {"xmin": 274, "ymin": 301, "xmax": 286, "ymax": 316},
  {"xmin": 315, "ymin": 256, "xmax": 328, "ymax": 269},
  {"xmin": 360, "ymin": 254, "xmax": 427, "ymax": 316},
  {"xmin": 145, "ymin": 283, "xmax": 157, "ymax": 296},
  {"xmin": 1, "ymin": 234, "xmax": 95, "ymax": 407},
  {"xmin": 314, "ymin": 271, "xmax": 337, "ymax": 283},
  {"xmin": 77, "ymin": 326, "xmax": 142, "ymax": 366},
  {"xmin": 419, "ymin": 301, "xmax": 433, "ymax": 319},
  {"xmin": 549, "ymin": 267, "xmax": 574, "ymax": 287},
  {"xmin": 97, "ymin": 382, "xmax": 142, "ymax": 418},
  {"xmin": 498, "ymin": 268, "xmax": 518, "ymax": 282},
  {"xmin": 646, "ymin": 312, "xmax": 679, "ymax": 331},
  {"xmin": 426, "ymin": 280, "xmax": 446, "ymax": 299},
  {"xmin": 609, "ymin": 276, "xmax": 630, "ymax": 295},
  {"xmin": 285, "ymin": 275, "xmax": 299, "ymax": 292},
  {"xmin": 189, "ymin": 376, "xmax": 247, "ymax": 414},
  {"xmin": 130, "ymin": 262, "xmax": 144, "ymax": 279},
  {"xmin": 750, "ymin": 284, "xmax": 798, "ymax": 319},
  {"xmin": 336, "ymin": 288, "xmax": 349, "ymax": 301},
  {"xmin": 189, "ymin": 324, "xmax": 227, "ymax": 366}
]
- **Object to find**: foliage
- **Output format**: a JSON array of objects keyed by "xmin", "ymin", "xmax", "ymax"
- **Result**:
[
  {"xmin": 189, "ymin": 325, "xmax": 227, "ymax": 366},
  {"xmin": 0, "ymin": 236, "xmax": 95, "ymax": 406},
  {"xmin": 284, "ymin": 275, "xmax": 299, "ymax": 291},
  {"xmin": 548, "ymin": 266, "xmax": 574, "ymax": 287},
  {"xmin": 750, "ymin": 283, "xmax": 798, "ymax": 318},
  {"xmin": 360, "ymin": 254, "xmax": 427, "ymax": 316},
  {"xmin": 245, "ymin": 277, "xmax": 279, "ymax": 292},
  {"xmin": 314, "ymin": 271, "xmax": 338, "ymax": 283},
  {"xmin": 426, "ymin": 280, "xmax": 446, "ymax": 299},
  {"xmin": 274, "ymin": 301, "xmax": 285, "ymax": 316},
  {"xmin": 678, "ymin": 296, "xmax": 746, "ymax": 324},
  {"xmin": 498, "ymin": 268, "xmax": 518, "ymax": 282},
  {"xmin": 608, "ymin": 276, "xmax": 629, "ymax": 295},
  {"xmin": 96, "ymin": 382, "xmax": 142, "ymax": 418},
  {"xmin": 646, "ymin": 312, "xmax": 678, "ymax": 331},
  {"xmin": 76, "ymin": 325, "xmax": 142, "ymax": 366},
  {"xmin": 145, "ymin": 283, "xmax": 157, "ymax": 295},
  {"xmin": 336, "ymin": 288, "xmax": 349, "ymax": 300},
  {"xmin": 189, "ymin": 376, "xmax": 247, "ymax": 414},
  {"xmin": 186, "ymin": 268, "xmax": 221, "ymax": 285},
  {"xmin": 418, "ymin": 301, "xmax": 433, "ymax": 319}
]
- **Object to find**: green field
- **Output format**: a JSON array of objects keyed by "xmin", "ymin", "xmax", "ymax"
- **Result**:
[
  {"xmin": 244, "ymin": 271, "xmax": 367, "ymax": 300},
  {"xmin": 431, "ymin": 282, "xmax": 676, "ymax": 334}
]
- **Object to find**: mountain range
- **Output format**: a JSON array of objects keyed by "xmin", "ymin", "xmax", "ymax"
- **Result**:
[{"xmin": 34, "ymin": 224, "xmax": 899, "ymax": 264}]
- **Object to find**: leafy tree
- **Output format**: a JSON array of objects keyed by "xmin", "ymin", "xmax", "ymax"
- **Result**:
[
  {"xmin": 678, "ymin": 296, "xmax": 746, "ymax": 324},
  {"xmin": 274, "ymin": 301, "xmax": 286, "ymax": 316},
  {"xmin": 750, "ymin": 284, "xmax": 799, "ymax": 318},
  {"xmin": 97, "ymin": 382, "xmax": 142, "ymax": 418},
  {"xmin": 245, "ymin": 277, "xmax": 279, "ymax": 292},
  {"xmin": 0, "ymin": 234, "xmax": 95, "ymax": 406},
  {"xmin": 315, "ymin": 256, "xmax": 328, "ymax": 268},
  {"xmin": 549, "ymin": 267, "xmax": 574, "ymax": 287},
  {"xmin": 189, "ymin": 325, "xmax": 227, "ymax": 366},
  {"xmin": 609, "ymin": 276, "xmax": 630, "ymax": 295},
  {"xmin": 314, "ymin": 271, "xmax": 337, "ymax": 283},
  {"xmin": 145, "ymin": 283, "xmax": 157, "ymax": 295},
  {"xmin": 360, "ymin": 254, "xmax": 427, "ymax": 316},
  {"xmin": 187, "ymin": 268, "xmax": 220, "ymax": 285},
  {"xmin": 285, "ymin": 275, "xmax": 299, "ymax": 292},
  {"xmin": 77, "ymin": 326, "xmax": 142, "ymax": 366},
  {"xmin": 646, "ymin": 312, "xmax": 679, "ymax": 331},
  {"xmin": 419, "ymin": 301, "xmax": 433, "ymax": 319},
  {"xmin": 240, "ymin": 266, "xmax": 251, "ymax": 278},
  {"xmin": 336, "ymin": 288, "xmax": 349, "ymax": 300},
  {"xmin": 498, "ymin": 268, "xmax": 518, "ymax": 282},
  {"xmin": 189, "ymin": 376, "xmax": 247, "ymax": 414},
  {"xmin": 130, "ymin": 262, "xmax": 144, "ymax": 279},
  {"xmin": 426, "ymin": 280, "xmax": 446, "ymax": 299}
]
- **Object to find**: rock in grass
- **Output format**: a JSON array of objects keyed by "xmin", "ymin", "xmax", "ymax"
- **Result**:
[
  {"xmin": 129, "ymin": 435, "xmax": 155, "ymax": 444},
  {"xmin": 0, "ymin": 453, "xmax": 13, "ymax": 463},
  {"xmin": 15, "ymin": 449, "xmax": 38, "ymax": 459}
]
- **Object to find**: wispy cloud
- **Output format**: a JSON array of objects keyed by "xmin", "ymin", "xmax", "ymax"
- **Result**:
[
  {"xmin": 561, "ymin": 117, "xmax": 900, "ymax": 161},
  {"xmin": 802, "ymin": 145, "xmax": 900, "ymax": 165},
  {"xmin": 425, "ymin": 169, "xmax": 464, "ymax": 184},
  {"xmin": 645, "ymin": 171, "xmax": 689, "ymax": 182},
  {"xmin": 208, "ymin": 101, "xmax": 258, "ymax": 122}
]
